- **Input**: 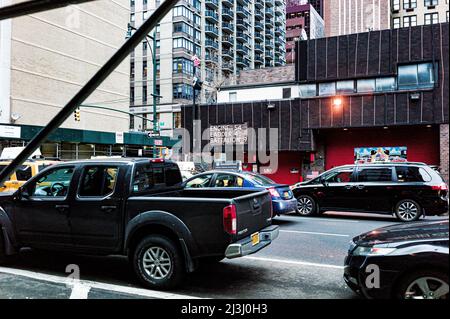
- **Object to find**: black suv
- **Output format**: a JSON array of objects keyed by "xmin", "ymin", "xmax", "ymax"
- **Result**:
[{"xmin": 293, "ymin": 163, "xmax": 449, "ymax": 222}]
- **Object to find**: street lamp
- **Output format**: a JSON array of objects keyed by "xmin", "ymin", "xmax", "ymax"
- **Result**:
[{"xmin": 126, "ymin": 23, "xmax": 160, "ymax": 139}]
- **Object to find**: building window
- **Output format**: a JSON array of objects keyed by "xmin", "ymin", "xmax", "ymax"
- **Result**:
[
  {"xmin": 299, "ymin": 84, "xmax": 317, "ymax": 97},
  {"xmin": 173, "ymin": 112, "xmax": 182, "ymax": 129},
  {"xmin": 393, "ymin": 17, "xmax": 401, "ymax": 28},
  {"xmin": 424, "ymin": 12, "xmax": 439, "ymax": 24},
  {"xmin": 130, "ymin": 13, "xmax": 135, "ymax": 22},
  {"xmin": 392, "ymin": 0, "xmax": 400, "ymax": 10},
  {"xmin": 336, "ymin": 80, "xmax": 355, "ymax": 94},
  {"xmin": 375, "ymin": 77, "xmax": 397, "ymax": 92},
  {"xmin": 403, "ymin": 15, "xmax": 417, "ymax": 27},
  {"xmin": 173, "ymin": 37, "xmax": 194, "ymax": 52},
  {"xmin": 130, "ymin": 87, "xmax": 135, "ymax": 104},
  {"xmin": 173, "ymin": 58, "xmax": 194, "ymax": 76},
  {"xmin": 318, "ymin": 82, "xmax": 336, "ymax": 96},
  {"xmin": 173, "ymin": 84, "xmax": 193, "ymax": 100},
  {"xmin": 143, "ymin": 85, "xmax": 147, "ymax": 103},
  {"xmin": 425, "ymin": 0, "xmax": 439, "ymax": 7},
  {"xmin": 143, "ymin": 61, "xmax": 148, "ymax": 78},
  {"xmin": 403, "ymin": 0, "xmax": 417, "ymax": 9},
  {"xmin": 130, "ymin": 115, "xmax": 135, "ymax": 130},
  {"xmin": 357, "ymin": 79, "xmax": 376, "ymax": 93},
  {"xmin": 447, "ymin": 11, "xmax": 449, "ymax": 22},
  {"xmin": 173, "ymin": 5, "xmax": 194, "ymax": 20},
  {"xmin": 398, "ymin": 62, "xmax": 436, "ymax": 90},
  {"xmin": 173, "ymin": 22, "xmax": 194, "ymax": 37},
  {"xmin": 283, "ymin": 88, "xmax": 292, "ymax": 99},
  {"xmin": 229, "ymin": 92, "xmax": 237, "ymax": 102},
  {"xmin": 130, "ymin": 62, "xmax": 135, "ymax": 78}
]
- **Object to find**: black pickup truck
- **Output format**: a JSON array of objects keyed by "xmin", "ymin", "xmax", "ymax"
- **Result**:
[{"xmin": 0, "ymin": 158, "xmax": 278, "ymax": 289}]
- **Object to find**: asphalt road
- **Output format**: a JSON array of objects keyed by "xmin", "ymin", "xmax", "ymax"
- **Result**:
[{"xmin": 0, "ymin": 212, "xmax": 447, "ymax": 299}]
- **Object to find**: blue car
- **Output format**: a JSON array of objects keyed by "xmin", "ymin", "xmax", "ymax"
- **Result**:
[{"xmin": 183, "ymin": 170, "xmax": 298, "ymax": 216}]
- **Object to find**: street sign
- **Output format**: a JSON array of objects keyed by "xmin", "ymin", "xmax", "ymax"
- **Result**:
[
  {"xmin": 148, "ymin": 131, "xmax": 160, "ymax": 138},
  {"xmin": 191, "ymin": 54, "xmax": 201, "ymax": 67}
]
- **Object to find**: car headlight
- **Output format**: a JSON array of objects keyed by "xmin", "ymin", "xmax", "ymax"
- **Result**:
[{"xmin": 353, "ymin": 246, "xmax": 396, "ymax": 256}]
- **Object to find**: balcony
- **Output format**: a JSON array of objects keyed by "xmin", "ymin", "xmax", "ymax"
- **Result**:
[
  {"xmin": 222, "ymin": 49, "xmax": 233, "ymax": 59},
  {"xmin": 236, "ymin": 44, "xmax": 249, "ymax": 55},
  {"xmin": 205, "ymin": 25, "xmax": 219, "ymax": 37},
  {"xmin": 255, "ymin": 0, "xmax": 264, "ymax": 8},
  {"xmin": 236, "ymin": 18, "xmax": 250, "ymax": 30},
  {"xmin": 275, "ymin": 18, "xmax": 284, "ymax": 26},
  {"xmin": 205, "ymin": 10, "xmax": 218, "ymax": 22},
  {"xmin": 265, "ymin": 51, "xmax": 274, "ymax": 59},
  {"xmin": 255, "ymin": 21, "xmax": 264, "ymax": 31},
  {"xmin": 205, "ymin": 39, "xmax": 219, "ymax": 50},
  {"xmin": 222, "ymin": 35, "xmax": 234, "ymax": 46},
  {"xmin": 265, "ymin": 30, "xmax": 274, "ymax": 38},
  {"xmin": 205, "ymin": 0, "xmax": 219, "ymax": 9},
  {"xmin": 254, "ymin": 32, "xmax": 264, "ymax": 42},
  {"xmin": 275, "ymin": 27, "xmax": 284, "ymax": 36},
  {"xmin": 275, "ymin": 0, "xmax": 285, "ymax": 5},
  {"xmin": 236, "ymin": 5, "xmax": 249, "ymax": 18},
  {"xmin": 236, "ymin": 31, "xmax": 249, "ymax": 43},
  {"xmin": 265, "ymin": 0, "xmax": 274, "ymax": 7},
  {"xmin": 236, "ymin": 56, "xmax": 249, "ymax": 67},
  {"xmin": 254, "ymin": 44, "xmax": 264, "ymax": 52},
  {"xmin": 255, "ymin": 54, "xmax": 264, "ymax": 64},
  {"xmin": 222, "ymin": 62, "xmax": 233, "ymax": 72},
  {"xmin": 275, "ymin": 6, "xmax": 284, "ymax": 16},
  {"xmin": 205, "ymin": 54, "xmax": 219, "ymax": 63},
  {"xmin": 265, "ymin": 18, "xmax": 274, "ymax": 26},
  {"xmin": 265, "ymin": 40, "xmax": 273, "ymax": 48},
  {"xmin": 255, "ymin": 9, "xmax": 264, "ymax": 19},
  {"xmin": 222, "ymin": 0, "xmax": 233, "ymax": 7},
  {"xmin": 222, "ymin": 22, "xmax": 234, "ymax": 33},
  {"xmin": 274, "ymin": 57, "xmax": 285, "ymax": 66},
  {"xmin": 265, "ymin": 8, "xmax": 274, "ymax": 17},
  {"xmin": 222, "ymin": 8, "xmax": 233, "ymax": 20}
]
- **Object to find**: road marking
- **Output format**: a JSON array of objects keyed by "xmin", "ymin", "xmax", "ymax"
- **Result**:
[
  {"xmin": 0, "ymin": 266, "xmax": 203, "ymax": 299},
  {"xmin": 243, "ymin": 256, "xmax": 344, "ymax": 270},
  {"xmin": 69, "ymin": 282, "xmax": 91, "ymax": 299},
  {"xmin": 279, "ymin": 215, "xmax": 361, "ymax": 223},
  {"xmin": 279, "ymin": 229, "xmax": 350, "ymax": 237}
]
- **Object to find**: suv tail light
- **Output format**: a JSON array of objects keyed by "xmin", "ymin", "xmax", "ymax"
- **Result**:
[
  {"xmin": 268, "ymin": 187, "xmax": 280, "ymax": 198},
  {"xmin": 432, "ymin": 183, "xmax": 448, "ymax": 191},
  {"xmin": 151, "ymin": 158, "xmax": 165, "ymax": 163},
  {"xmin": 223, "ymin": 204, "xmax": 237, "ymax": 235}
]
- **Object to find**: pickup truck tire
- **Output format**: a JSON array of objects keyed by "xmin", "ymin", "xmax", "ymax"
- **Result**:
[{"xmin": 133, "ymin": 235, "xmax": 185, "ymax": 290}]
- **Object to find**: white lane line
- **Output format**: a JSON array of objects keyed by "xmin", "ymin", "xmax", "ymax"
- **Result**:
[
  {"xmin": 0, "ymin": 266, "xmax": 203, "ymax": 299},
  {"xmin": 279, "ymin": 216, "xmax": 360, "ymax": 223},
  {"xmin": 280, "ymin": 230, "xmax": 350, "ymax": 237},
  {"xmin": 243, "ymin": 256, "xmax": 344, "ymax": 270},
  {"xmin": 69, "ymin": 283, "xmax": 91, "ymax": 299}
]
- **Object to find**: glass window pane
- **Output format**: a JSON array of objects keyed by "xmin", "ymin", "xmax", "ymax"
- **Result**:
[
  {"xmin": 417, "ymin": 63, "xmax": 435, "ymax": 87},
  {"xmin": 336, "ymin": 80, "xmax": 354, "ymax": 94},
  {"xmin": 31, "ymin": 167, "xmax": 75, "ymax": 197},
  {"xmin": 376, "ymin": 77, "xmax": 397, "ymax": 92},
  {"xmin": 299, "ymin": 84, "xmax": 316, "ymax": 97},
  {"xmin": 185, "ymin": 174, "xmax": 213, "ymax": 188},
  {"xmin": 358, "ymin": 168, "xmax": 393, "ymax": 182},
  {"xmin": 318, "ymin": 82, "xmax": 336, "ymax": 96},
  {"xmin": 398, "ymin": 64, "xmax": 418, "ymax": 89},
  {"xmin": 357, "ymin": 79, "xmax": 376, "ymax": 93}
]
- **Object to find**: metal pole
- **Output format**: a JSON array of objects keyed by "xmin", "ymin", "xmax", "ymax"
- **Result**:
[
  {"xmin": 0, "ymin": 0, "xmax": 96, "ymax": 20},
  {"xmin": 0, "ymin": 0, "xmax": 179, "ymax": 185}
]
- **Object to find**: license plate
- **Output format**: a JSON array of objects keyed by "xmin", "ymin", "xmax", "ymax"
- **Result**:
[{"xmin": 251, "ymin": 232, "xmax": 260, "ymax": 246}]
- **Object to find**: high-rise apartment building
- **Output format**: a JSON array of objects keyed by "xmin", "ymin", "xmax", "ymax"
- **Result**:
[
  {"xmin": 286, "ymin": 2, "xmax": 324, "ymax": 63},
  {"xmin": 323, "ymin": 0, "xmax": 391, "ymax": 37},
  {"xmin": 287, "ymin": 0, "xmax": 324, "ymax": 17},
  {"xmin": 129, "ymin": 0, "xmax": 287, "ymax": 135},
  {"xmin": 391, "ymin": 0, "xmax": 449, "ymax": 29}
]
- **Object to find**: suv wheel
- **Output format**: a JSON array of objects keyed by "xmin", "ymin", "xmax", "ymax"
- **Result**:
[
  {"xmin": 133, "ymin": 235, "xmax": 185, "ymax": 290},
  {"xmin": 396, "ymin": 270, "xmax": 449, "ymax": 299},
  {"xmin": 395, "ymin": 199, "xmax": 422, "ymax": 222},
  {"xmin": 296, "ymin": 195, "xmax": 317, "ymax": 216}
]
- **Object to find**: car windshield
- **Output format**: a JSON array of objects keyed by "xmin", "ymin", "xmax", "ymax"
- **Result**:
[{"xmin": 244, "ymin": 173, "xmax": 276, "ymax": 186}]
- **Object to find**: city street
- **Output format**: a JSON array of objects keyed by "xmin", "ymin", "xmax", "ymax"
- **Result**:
[{"xmin": 1, "ymin": 213, "xmax": 447, "ymax": 299}]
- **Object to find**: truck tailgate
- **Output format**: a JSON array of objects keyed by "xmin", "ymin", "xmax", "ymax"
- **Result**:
[{"xmin": 232, "ymin": 190, "xmax": 272, "ymax": 241}]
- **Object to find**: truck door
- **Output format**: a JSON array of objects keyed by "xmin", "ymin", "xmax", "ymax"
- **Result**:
[
  {"xmin": 70, "ymin": 165, "xmax": 123, "ymax": 252},
  {"xmin": 13, "ymin": 166, "xmax": 76, "ymax": 247}
]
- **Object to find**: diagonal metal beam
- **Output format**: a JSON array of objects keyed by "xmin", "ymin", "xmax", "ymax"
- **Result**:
[
  {"xmin": 0, "ymin": 0, "xmax": 179, "ymax": 185},
  {"xmin": 0, "ymin": 0, "xmax": 97, "ymax": 21}
]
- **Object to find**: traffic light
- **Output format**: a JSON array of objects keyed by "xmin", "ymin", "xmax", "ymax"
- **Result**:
[{"xmin": 74, "ymin": 108, "xmax": 81, "ymax": 122}]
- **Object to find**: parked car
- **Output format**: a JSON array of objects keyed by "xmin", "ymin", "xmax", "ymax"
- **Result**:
[
  {"xmin": 183, "ymin": 170, "xmax": 298, "ymax": 216},
  {"xmin": 0, "ymin": 158, "xmax": 278, "ymax": 290},
  {"xmin": 344, "ymin": 219, "xmax": 449, "ymax": 299},
  {"xmin": 0, "ymin": 159, "xmax": 59, "ymax": 193},
  {"xmin": 292, "ymin": 162, "xmax": 448, "ymax": 222}
]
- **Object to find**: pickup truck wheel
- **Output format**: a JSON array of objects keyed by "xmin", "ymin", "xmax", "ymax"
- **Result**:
[
  {"xmin": 296, "ymin": 195, "xmax": 317, "ymax": 216},
  {"xmin": 133, "ymin": 235, "xmax": 185, "ymax": 290}
]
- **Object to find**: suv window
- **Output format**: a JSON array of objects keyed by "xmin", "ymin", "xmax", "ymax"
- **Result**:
[
  {"xmin": 396, "ymin": 166, "xmax": 432, "ymax": 182},
  {"xmin": 185, "ymin": 174, "xmax": 213, "ymax": 188},
  {"xmin": 78, "ymin": 166, "xmax": 118, "ymax": 197},
  {"xmin": 29, "ymin": 166, "xmax": 75, "ymax": 197},
  {"xmin": 358, "ymin": 167, "xmax": 393, "ymax": 182},
  {"xmin": 324, "ymin": 169, "xmax": 354, "ymax": 183}
]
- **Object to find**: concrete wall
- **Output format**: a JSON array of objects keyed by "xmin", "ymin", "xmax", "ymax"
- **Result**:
[
  {"xmin": 0, "ymin": 0, "xmax": 12, "ymax": 124},
  {"xmin": 8, "ymin": 0, "xmax": 130, "ymax": 133},
  {"xmin": 235, "ymin": 65, "xmax": 295, "ymax": 85}
]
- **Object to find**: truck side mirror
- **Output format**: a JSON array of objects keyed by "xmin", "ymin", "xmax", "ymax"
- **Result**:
[
  {"xmin": 320, "ymin": 177, "xmax": 328, "ymax": 187},
  {"xmin": 16, "ymin": 187, "xmax": 30, "ymax": 200}
]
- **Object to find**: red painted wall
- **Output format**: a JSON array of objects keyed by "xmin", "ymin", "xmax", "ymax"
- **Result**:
[
  {"xmin": 260, "ymin": 151, "xmax": 304, "ymax": 185},
  {"xmin": 324, "ymin": 126, "xmax": 440, "ymax": 170}
]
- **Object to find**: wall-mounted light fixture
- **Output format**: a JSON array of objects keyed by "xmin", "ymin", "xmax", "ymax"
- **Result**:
[
  {"xmin": 410, "ymin": 93, "xmax": 420, "ymax": 100},
  {"xmin": 267, "ymin": 103, "xmax": 275, "ymax": 110}
]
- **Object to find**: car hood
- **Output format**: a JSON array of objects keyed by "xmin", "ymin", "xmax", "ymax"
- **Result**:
[{"xmin": 353, "ymin": 219, "xmax": 449, "ymax": 247}]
